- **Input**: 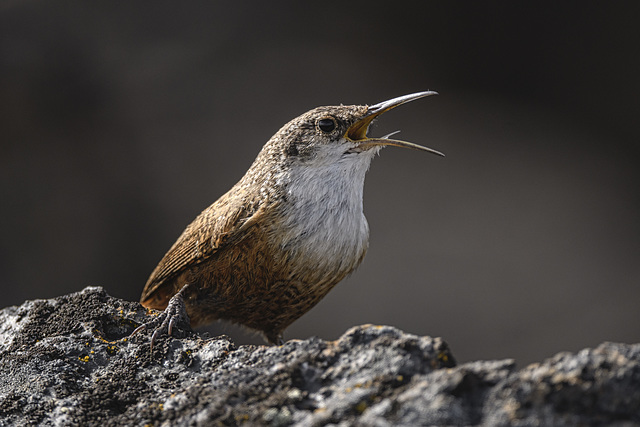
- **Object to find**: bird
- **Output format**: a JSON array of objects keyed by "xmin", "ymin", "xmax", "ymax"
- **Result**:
[{"xmin": 133, "ymin": 91, "xmax": 443, "ymax": 347}]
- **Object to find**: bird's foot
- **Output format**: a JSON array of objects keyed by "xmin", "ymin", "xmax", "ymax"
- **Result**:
[
  {"xmin": 131, "ymin": 287, "xmax": 191, "ymax": 352},
  {"xmin": 265, "ymin": 330, "xmax": 285, "ymax": 346}
]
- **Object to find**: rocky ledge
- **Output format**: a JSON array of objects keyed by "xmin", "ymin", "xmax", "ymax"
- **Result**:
[{"xmin": 0, "ymin": 287, "xmax": 638, "ymax": 426}]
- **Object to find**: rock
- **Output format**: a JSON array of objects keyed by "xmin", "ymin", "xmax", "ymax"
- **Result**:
[{"xmin": 0, "ymin": 287, "xmax": 638, "ymax": 426}]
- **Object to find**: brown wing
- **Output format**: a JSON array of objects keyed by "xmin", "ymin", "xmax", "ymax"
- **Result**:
[{"xmin": 140, "ymin": 190, "xmax": 266, "ymax": 308}]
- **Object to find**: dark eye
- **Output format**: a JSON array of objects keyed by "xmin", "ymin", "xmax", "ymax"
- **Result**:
[{"xmin": 317, "ymin": 118, "xmax": 336, "ymax": 133}]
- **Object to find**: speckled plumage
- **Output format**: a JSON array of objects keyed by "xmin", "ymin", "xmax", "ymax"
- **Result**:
[{"xmin": 139, "ymin": 92, "xmax": 442, "ymax": 344}]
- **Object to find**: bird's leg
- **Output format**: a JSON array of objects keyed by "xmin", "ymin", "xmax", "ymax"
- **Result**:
[
  {"xmin": 131, "ymin": 283, "xmax": 192, "ymax": 352},
  {"xmin": 265, "ymin": 330, "xmax": 285, "ymax": 346}
]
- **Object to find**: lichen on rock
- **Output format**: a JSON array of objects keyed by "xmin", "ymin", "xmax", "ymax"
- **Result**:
[{"xmin": 0, "ymin": 287, "xmax": 638, "ymax": 426}]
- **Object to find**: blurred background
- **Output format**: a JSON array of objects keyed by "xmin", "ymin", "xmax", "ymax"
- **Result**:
[{"xmin": 1, "ymin": 2, "xmax": 638, "ymax": 365}]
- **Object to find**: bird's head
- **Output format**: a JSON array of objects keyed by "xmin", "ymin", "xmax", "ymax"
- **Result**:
[{"xmin": 268, "ymin": 91, "xmax": 443, "ymax": 169}]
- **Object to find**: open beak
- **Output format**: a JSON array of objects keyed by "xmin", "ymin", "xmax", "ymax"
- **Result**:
[{"xmin": 345, "ymin": 91, "xmax": 444, "ymax": 157}]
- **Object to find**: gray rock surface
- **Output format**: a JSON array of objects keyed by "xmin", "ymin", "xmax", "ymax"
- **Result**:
[{"xmin": 0, "ymin": 287, "xmax": 638, "ymax": 426}]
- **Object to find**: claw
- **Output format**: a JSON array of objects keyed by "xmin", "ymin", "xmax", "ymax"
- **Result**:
[
  {"xmin": 130, "ymin": 324, "xmax": 147, "ymax": 336},
  {"xmin": 130, "ymin": 284, "xmax": 191, "ymax": 353},
  {"xmin": 168, "ymin": 316, "xmax": 177, "ymax": 336}
]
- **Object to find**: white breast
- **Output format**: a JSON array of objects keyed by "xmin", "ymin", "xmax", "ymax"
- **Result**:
[{"xmin": 274, "ymin": 146, "xmax": 376, "ymax": 278}]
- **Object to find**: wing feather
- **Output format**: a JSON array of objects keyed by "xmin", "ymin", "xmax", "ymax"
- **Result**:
[{"xmin": 140, "ymin": 192, "xmax": 266, "ymax": 305}]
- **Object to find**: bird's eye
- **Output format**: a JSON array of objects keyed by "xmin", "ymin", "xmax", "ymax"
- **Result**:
[{"xmin": 317, "ymin": 118, "xmax": 336, "ymax": 133}]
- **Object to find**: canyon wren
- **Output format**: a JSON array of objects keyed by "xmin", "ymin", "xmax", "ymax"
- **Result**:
[{"xmin": 134, "ymin": 91, "xmax": 444, "ymax": 346}]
